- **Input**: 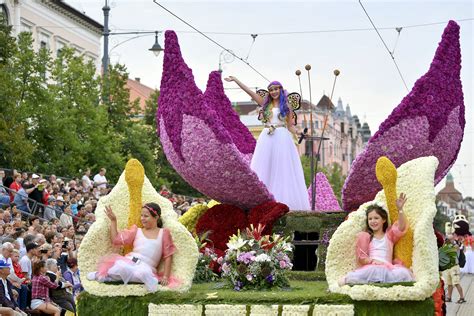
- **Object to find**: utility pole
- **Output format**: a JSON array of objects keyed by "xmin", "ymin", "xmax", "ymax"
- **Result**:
[{"xmin": 102, "ymin": 0, "xmax": 110, "ymax": 104}]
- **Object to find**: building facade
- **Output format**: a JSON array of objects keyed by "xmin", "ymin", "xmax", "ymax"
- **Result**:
[
  {"xmin": 437, "ymin": 173, "xmax": 474, "ymax": 231},
  {"xmin": 237, "ymin": 95, "xmax": 371, "ymax": 176},
  {"xmin": 1, "ymin": 0, "xmax": 102, "ymax": 67}
]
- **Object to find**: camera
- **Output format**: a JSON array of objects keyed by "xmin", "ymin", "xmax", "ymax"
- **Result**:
[{"xmin": 62, "ymin": 241, "xmax": 69, "ymax": 249}]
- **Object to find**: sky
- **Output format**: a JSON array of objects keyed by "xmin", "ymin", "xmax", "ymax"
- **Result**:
[{"xmin": 67, "ymin": 0, "xmax": 473, "ymax": 198}]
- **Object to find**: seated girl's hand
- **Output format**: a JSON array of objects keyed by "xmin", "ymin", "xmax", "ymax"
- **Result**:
[
  {"xmin": 160, "ymin": 276, "xmax": 169, "ymax": 286},
  {"xmin": 371, "ymin": 259, "xmax": 385, "ymax": 265}
]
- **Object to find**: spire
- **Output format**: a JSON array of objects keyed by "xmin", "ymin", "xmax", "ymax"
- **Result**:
[
  {"xmin": 447, "ymin": 172, "xmax": 454, "ymax": 183},
  {"xmin": 345, "ymin": 104, "xmax": 352, "ymax": 118}
]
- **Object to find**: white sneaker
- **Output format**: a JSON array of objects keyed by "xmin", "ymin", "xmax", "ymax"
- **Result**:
[{"xmin": 87, "ymin": 271, "xmax": 97, "ymax": 281}]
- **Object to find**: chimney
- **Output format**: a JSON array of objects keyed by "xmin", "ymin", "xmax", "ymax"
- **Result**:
[{"xmin": 135, "ymin": 77, "xmax": 140, "ymax": 83}]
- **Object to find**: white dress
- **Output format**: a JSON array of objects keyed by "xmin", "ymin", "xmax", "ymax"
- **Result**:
[
  {"xmin": 344, "ymin": 235, "xmax": 414, "ymax": 284},
  {"xmin": 250, "ymin": 107, "xmax": 310, "ymax": 210},
  {"xmin": 461, "ymin": 246, "xmax": 474, "ymax": 274},
  {"xmin": 106, "ymin": 228, "xmax": 164, "ymax": 292}
]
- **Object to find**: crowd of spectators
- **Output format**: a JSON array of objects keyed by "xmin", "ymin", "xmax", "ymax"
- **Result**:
[
  {"xmin": 0, "ymin": 169, "xmax": 207, "ymax": 315},
  {"xmin": 0, "ymin": 168, "xmax": 107, "ymax": 315}
]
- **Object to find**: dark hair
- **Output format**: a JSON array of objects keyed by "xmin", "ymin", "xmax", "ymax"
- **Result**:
[
  {"xmin": 365, "ymin": 205, "xmax": 389, "ymax": 240},
  {"xmin": 29, "ymin": 216, "xmax": 40, "ymax": 225},
  {"xmin": 32, "ymin": 260, "xmax": 45, "ymax": 276},
  {"xmin": 67, "ymin": 258, "xmax": 78, "ymax": 268},
  {"xmin": 143, "ymin": 202, "xmax": 163, "ymax": 227}
]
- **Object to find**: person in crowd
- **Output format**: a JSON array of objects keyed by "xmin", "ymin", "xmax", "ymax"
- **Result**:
[
  {"xmin": 63, "ymin": 258, "xmax": 83, "ymax": 298},
  {"xmin": 13, "ymin": 182, "xmax": 32, "ymax": 214},
  {"xmin": 0, "ymin": 243, "xmax": 28, "ymax": 312},
  {"xmin": 30, "ymin": 260, "xmax": 62, "ymax": 316},
  {"xmin": 8, "ymin": 174, "xmax": 22, "ymax": 203},
  {"xmin": 28, "ymin": 174, "xmax": 44, "ymax": 213},
  {"xmin": 39, "ymin": 244, "xmax": 53, "ymax": 261},
  {"xmin": 87, "ymin": 203, "xmax": 176, "ymax": 292},
  {"xmin": 44, "ymin": 197, "xmax": 58, "ymax": 222},
  {"xmin": 19, "ymin": 242, "xmax": 40, "ymax": 282},
  {"xmin": 93, "ymin": 168, "xmax": 108, "ymax": 190},
  {"xmin": 59, "ymin": 205, "xmax": 73, "ymax": 228},
  {"xmin": 0, "ymin": 259, "xmax": 27, "ymax": 316},
  {"xmin": 81, "ymin": 169, "xmax": 93, "ymax": 193},
  {"xmin": 339, "ymin": 193, "xmax": 414, "ymax": 285},
  {"xmin": 54, "ymin": 196, "xmax": 65, "ymax": 214},
  {"xmin": 44, "ymin": 258, "xmax": 75, "ymax": 314}
]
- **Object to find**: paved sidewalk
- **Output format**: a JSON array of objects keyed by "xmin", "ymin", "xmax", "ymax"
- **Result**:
[{"xmin": 446, "ymin": 273, "xmax": 473, "ymax": 316}]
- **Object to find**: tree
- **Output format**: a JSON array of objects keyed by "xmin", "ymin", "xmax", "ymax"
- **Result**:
[
  {"xmin": 0, "ymin": 22, "xmax": 35, "ymax": 169},
  {"xmin": 434, "ymin": 203, "xmax": 451, "ymax": 234},
  {"xmin": 301, "ymin": 157, "xmax": 346, "ymax": 204}
]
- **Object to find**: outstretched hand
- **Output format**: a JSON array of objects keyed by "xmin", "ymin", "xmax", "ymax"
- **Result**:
[
  {"xmin": 396, "ymin": 193, "xmax": 407, "ymax": 210},
  {"xmin": 104, "ymin": 205, "xmax": 117, "ymax": 222},
  {"xmin": 224, "ymin": 76, "xmax": 236, "ymax": 82}
]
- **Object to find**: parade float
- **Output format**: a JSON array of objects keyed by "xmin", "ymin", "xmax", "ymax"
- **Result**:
[{"xmin": 77, "ymin": 20, "xmax": 465, "ymax": 315}]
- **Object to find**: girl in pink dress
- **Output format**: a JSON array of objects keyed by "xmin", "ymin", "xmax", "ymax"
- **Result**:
[
  {"xmin": 340, "ymin": 193, "xmax": 414, "ymax": 285},
  {"xmin": 87, "ymin": 202, "xmax": 177, "ymax": 292}
]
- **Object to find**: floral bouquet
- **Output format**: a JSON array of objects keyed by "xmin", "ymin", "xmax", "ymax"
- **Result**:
[
  {"xmin": 193, "ymin": 232, "xmax": 220, "ymax": 283},
  {"xmin": 221, "ymin": 224, "xmax": 293, "ymax": 291}
]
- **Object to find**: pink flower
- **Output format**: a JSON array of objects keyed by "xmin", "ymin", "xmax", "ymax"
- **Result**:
[{"xmin": 279, "ymin": 260, "xmax": 286, "ymax": 269}]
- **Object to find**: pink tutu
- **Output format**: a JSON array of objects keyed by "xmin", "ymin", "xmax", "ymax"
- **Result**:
[
  {"xmin": 93, "ymin": 226, "xmax": 181, "ymax": 291},
  {"xmin": 344, "ymin": 262, "xmax": 414, "ymax": 284}
]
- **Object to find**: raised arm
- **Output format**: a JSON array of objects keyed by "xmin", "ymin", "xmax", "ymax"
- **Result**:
[
  {"xmin": 395, "ymin": 193, "xmax": 408, "ymax": 232},
  {"xmin": 104, "ymin": 205, "xmax": 118, "ymax": 243},
  {"xmin": 224, "ymin": 76, "xmax": 265, "ymax": 106}
]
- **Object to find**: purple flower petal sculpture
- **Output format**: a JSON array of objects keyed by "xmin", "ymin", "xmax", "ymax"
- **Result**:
[
  {"xmin": 342, "ymin": 21, "xmax": 465, "ymax": 212},
  {"xmin": 308, "ymin": 172, "xmax": 341, "ymax": 212},
  {"xmin": 157, "ymin": 30, "xmax": 273, "ymax": 209}
]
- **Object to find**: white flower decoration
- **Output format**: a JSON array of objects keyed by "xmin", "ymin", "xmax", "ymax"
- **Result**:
[
  {"xmin": 326, "ymin": 156, "xmax": 439, "ymax": 301},
  {"xmin": 78, "ymin": 167, "xmax": 199, "ymax": 296}
]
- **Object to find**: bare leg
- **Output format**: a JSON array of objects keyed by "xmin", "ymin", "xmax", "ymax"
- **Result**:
[
  {"xmin": 455, "ymin": 284, "xmax": 464, "ymax": 299},
  {"xmin": 447, "ymin": 285, "xmax": 453, "ymax": 300}
]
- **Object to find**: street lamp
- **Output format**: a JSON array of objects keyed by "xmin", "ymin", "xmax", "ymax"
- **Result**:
[
  {"xmin": 149, "ymin": 31, "xmax": 164, "ymax": 56},
  {"xmin": 218, "ymin": 49, "xmax": 235, "ymax": 72},
  {"xmin": 102, "ymin": 0, "xmax": 163, "ymax": 103}
]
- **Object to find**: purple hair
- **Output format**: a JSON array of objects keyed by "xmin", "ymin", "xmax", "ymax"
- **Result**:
[{"xmin": 263, "ymin": 81, "xmax": 289, "ymax": 118}]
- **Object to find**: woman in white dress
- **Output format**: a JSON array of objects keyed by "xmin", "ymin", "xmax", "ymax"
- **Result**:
[
  {"xmin": 225, "ymin": 76, "xmax": 310, "ymax": 210},
  {"xmin": 461, "ymin": 236, "xmax": 474, "ymax": 274}
]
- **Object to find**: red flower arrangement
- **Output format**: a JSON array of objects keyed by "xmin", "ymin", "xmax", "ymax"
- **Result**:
[
  {"xmin": 196, "ymin": 204, "xmax": 248, "ymax": 251},
  {"xmin": 248, "ymin": 201, "xmax": 289, "ymax": 236},
  {"xmin": 196, "ymin": 201, "xmax": 289, "ymax": 253}
]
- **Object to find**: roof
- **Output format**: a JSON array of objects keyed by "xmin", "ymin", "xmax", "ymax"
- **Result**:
[
  {"xmin": 316, "ymin": 95, "xmax": 335, "ymax": 110},
  {"xmin": 232, "ymin": 101, "xmax": 258, "ymax": 115},
  {"xmin": 127, "ymin": 79, "xmax": 156, "ymax": 113},
  {"xmin": 47, "ymin": 1, "xmax": 103, "ymax": 33}
]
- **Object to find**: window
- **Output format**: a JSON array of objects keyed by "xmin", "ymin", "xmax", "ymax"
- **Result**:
[
  {"xmin": 39, "ymin": 32, "xmax": 51, "ymax": 50},
  {"xmin": 56, "ymin": 40, "xmax": 66, "ymax": 56},
  {"xmin": 1, "ymin": 5, "xmax": 9, "ymax": 25},
  {"xmin": 20, "ymin": 23, "xmax": 32, "ymax": 33},
  {"xmin": 340, "ymin": 122, "xmax": 345, "ymax": 134},
  {"xmin": 72, "ymin": 45, "xmax": 83, "ymax": 56}
]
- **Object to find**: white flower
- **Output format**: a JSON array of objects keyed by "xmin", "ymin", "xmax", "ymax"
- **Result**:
[
  {"xmin": 226, "ymin": 237, "xmax": 247, "ymax": 251},
  {"xmin": 78, "ymin": 163, "xmax": 199, "ymax": 297},
  {"xmin": 255, "ymin": 254, "xmax": 271, "ymax": 262},
  {"xmin": 325, "ymin": 156, "xmax": 439, "ymax": 301}
]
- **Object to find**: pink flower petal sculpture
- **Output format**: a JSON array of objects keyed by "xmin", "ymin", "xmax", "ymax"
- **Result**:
[
  {"xmin": 308, "ymin": 172, "xmax": 341, "ymax": 212},
  {"xmin": 157, "ymin": 30, "xmax": 273, "ymax": 210},
  {"xmin": 342, "ymin": 21, "xmax": 465, "ymax": 211}
]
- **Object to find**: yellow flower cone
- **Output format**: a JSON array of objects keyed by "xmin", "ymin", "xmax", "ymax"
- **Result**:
[
  {"xmin": 375, "ymin": 156, "xmax": 413, "ymax": 267},
  {"xmin": 178, "ymin": 203, "xmax": 209, "ymax": 233},
  {"xmin": 124, "ymin": 159, "xmax": 145, "ymax": 254}
]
